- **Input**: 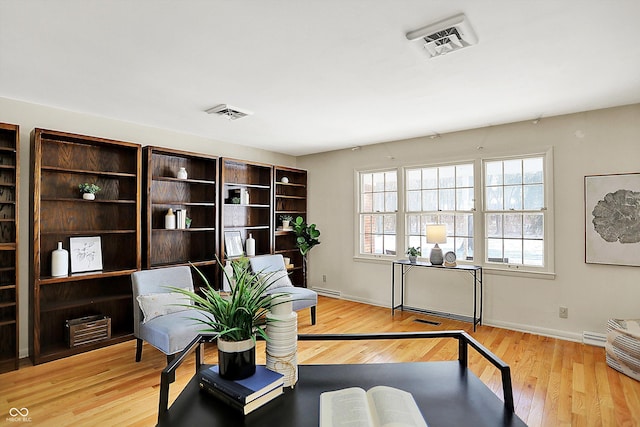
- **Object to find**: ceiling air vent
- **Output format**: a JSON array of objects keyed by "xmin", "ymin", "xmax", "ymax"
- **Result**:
[
  {"xmin": 406, "ymin": 13, "xmax": 478, "ymax": 58},
  {"xmin": 205, "ymin": 104, "xmax": 253, "ymax": 120}
]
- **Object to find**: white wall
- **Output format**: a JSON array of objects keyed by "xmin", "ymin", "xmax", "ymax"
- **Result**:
[
  {"xmin": 298, "ymin": 104, "xmax": 640, "ymax": 342},
  {"xmin": 0, "ymin": 96, "xmax": 298, "ymax": 357}
]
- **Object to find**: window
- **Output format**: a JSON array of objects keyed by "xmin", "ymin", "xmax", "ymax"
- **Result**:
[
  {"xmin": 405, "ymin": 163, "xmax": 474, "ymax": 261},
  {"xmin": 358, "ymin": 170, "xmax": 397, "ymax": 256},
  {"xmin": 484, "ymin": 156, "xmax": 545, "ymax": 267}
]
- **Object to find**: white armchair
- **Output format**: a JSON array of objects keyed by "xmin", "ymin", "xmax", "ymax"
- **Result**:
[
  {"xmin": 131, "ymin": 266, "xmax": 209, "ymax": 363},
  {"xmin": 249, "ymin": 254, "xmax": 317, "ymax": 325}
]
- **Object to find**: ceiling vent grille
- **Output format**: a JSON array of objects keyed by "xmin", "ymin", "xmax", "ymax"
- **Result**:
[
  {"xmin": 205, "ymin": 104, "xmax": 253, "ymax": 120},
  {"xmin": 406, "ymin": 13, "xmax": 478, "ymax": 58}
]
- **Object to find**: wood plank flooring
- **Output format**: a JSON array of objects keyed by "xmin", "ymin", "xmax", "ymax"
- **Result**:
[{"xmin": 1, "ymin": 296, "xmax": 639, "ymax": 426}]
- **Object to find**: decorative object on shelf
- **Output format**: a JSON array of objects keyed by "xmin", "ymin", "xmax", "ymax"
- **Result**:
[
  {"xmin": 78, "ymin": 183, "xmax": 101, "ymax": 200},
  {"xmin": 185, "ymin": 216, "xmax": 192, "ymax": 229},
  {"xmin": 223, "ymin": 260, "xmax": 233, "ymax": 291},
  {"xmin": 164, "ymin": 208, "xmax": 176, "ymax": 229},
  {"xmin": 426, "ymin": 224, "xmax": 447, "ymax": 265},
  {"xmin": 177, "ymin": 167, "xmax": 188, "ymax": 180},
  {"xmin": 281, "ymin": 176, "xmax": 289, "ymax": 184},
  {"xmin": 225, "ymin": 230, "xmax": 244, "ymax": 258},
  {"xmin": 240, "ymin": 188, "xmax": 250, "ymax": 205},
  {"xmin": 585, "ymin": 172, "xmax": 640, "ymax": 267},
  {"xmin": 283, "ymin": 257, "xmax": 291, "ymax": 268},
  {"xmin": 406, "ymin": 246, "xmax": 421, "ymax": 264},
  {"xmin": 444, "ymin": 251, "xmax": 457, "ymax": 267},
  {"xmin": 246, "ymin": 233, "xmax": 256, "ymax": 257},
  {"xmin": 69, "ymin": 236, "xmax": 103, "ymax": 273},
  {"xmin": 175, "ymin": 209, "xmax": 186, "ymax": 229},
  {"xmin": 266, "ymin": 294, "xmax": 298, "ymax": 387},
  {"xmin": 280, "ymin": 214, "xmax": 293, "ymax": 229},
  {"xmin": 170, "ymin": 258, "xmax": 283, "ymax": 380},
  {"xmin": 51, "ymin": 241, "xmax": 69, "ymax": 277},
  {"xmin": 292, "ymin": 216, "xmax": 321, "ymax": 287}
]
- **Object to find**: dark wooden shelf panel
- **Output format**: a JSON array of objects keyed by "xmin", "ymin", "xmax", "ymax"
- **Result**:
[
  {"xmin": 276, "ymin": 181, "xmax": 306, "ymax": 188},
  {"xmin": 0, "ymin": 319, "xmax": 16, "ymax": 327},
  {"xmin": 40, "ymin": 293, "xmax": 131, "ymax": 313},
  {"xmin": 276, "ymin": 195, "xmax": 306, "ymax": 200},
  {"xmin": 36, "ymin": 332, "xmax": 134, "ymax": 365},
  {"xmin": 41, "ymin": 165, "xmax": 136, "ymax": 178},
  {"xmin": 152, "ymin": 202, "xmax": 216, "ymax": 207},
  {"xmin": 41, "ymin": 229, "xmax": 137, "ymax": 236},
  {"xmin": 224, "ymin": 203, "xmax": 270, "ymax": 208},
  {"xmin": 152, "ymin": 227, "xmax": 216, "ymax": 232},
  {"xmin": 153, "ymin": 176, "xmax": 216, "ymax": 185},
  {"xmin": 37, "ymin": 268, "xmax": 138, "ymax": 285},
  {"xmin": 42, "ymin": 197, "xmax": 136, "ymax": 204}
]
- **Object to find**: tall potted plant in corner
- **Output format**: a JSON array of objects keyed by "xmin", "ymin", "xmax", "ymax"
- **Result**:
[
  {"xmin": 171, "ymin": 257, "xmax": 282, "ymax": 380},
  {"xmin": 292, "ymin": 216, "xmax": 321, "ymax": 288}
]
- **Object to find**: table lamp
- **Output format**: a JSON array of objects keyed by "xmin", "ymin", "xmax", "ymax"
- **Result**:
[{"xmin": 426, "ymin": 224, "xmax": 447, "ymax": 265}]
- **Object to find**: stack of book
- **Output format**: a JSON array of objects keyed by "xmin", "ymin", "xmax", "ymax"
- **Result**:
[{"xmin": 199, "ymin": 365, "xmax": 284, "ymax": 415}]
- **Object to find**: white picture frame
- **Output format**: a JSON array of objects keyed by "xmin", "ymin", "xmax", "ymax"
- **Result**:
[
  {"xmin": 585, "ymin": 172, "xmax": 640, "ymax": 267},
  {"xmin": 224, "ymin": 231, "xmax": 244, "ymax": 258},
  {"xmin": 69, "ymin": 236, "xmax": 103, "ymax": 273}
]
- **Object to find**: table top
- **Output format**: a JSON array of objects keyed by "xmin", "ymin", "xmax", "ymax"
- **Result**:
[
  {"xmin": 157, "ymin": 361, "xmax": 526, "ymax": 427},
  {"xmin": 394, "ymin": 259, "xmax": 482, "ymax": 271}
]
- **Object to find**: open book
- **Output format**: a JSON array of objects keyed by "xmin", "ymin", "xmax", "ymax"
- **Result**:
[{"xmin": 320, "ymin": 386, "xmax": 428, "ymax": 427}]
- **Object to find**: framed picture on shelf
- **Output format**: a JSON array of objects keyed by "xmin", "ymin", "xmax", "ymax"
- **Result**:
[
  {"xmin": 585, "ymin": 172, "xmax": 640, "ymax": 267},
  {"xmin": 224, "ymin": 231, "xmax": 244, "ymax": 258},
  {"xmin": 69, "ymin": 236, "xmax": 104, "ymax": 272}
]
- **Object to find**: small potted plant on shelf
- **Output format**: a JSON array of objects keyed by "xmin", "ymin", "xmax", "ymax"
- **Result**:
[
  {"xmin": 78, "ymin": 183, "xmax": 101, "ymax": 200},
  {"xmin": 171, "ymin": 257, "xmax": 286, "ymax": 380},
  {"xmin": 280, "ymin": 214, "xmax": 293, "ymax": 229},
  {"xmin": 406, "ymin": 247, "xmax": 421, "ymax": 263}
]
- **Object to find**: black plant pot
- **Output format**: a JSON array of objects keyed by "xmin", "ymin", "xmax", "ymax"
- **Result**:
[{"xmin": 217, "ymin": 338, "xmax": 256, "ymax": 380}]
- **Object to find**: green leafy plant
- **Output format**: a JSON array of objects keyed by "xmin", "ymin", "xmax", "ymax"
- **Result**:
[
  {"xmin": 292, "ymin": 216, "xmax": 321, "ymax": 256},
  {"xmin": 78, "ymin": 183, "xmax": 101, "ymax": 194},
  {"xmin": 170, "ymin": 258, "xmax": 283, "ymax": 342},
  {"xmin": 406, "ymin": 247, "xmax": 421, "ymax": 257},
  {"xmin": 279, "ymin": 214, "xmax": 293, "ymax": 223}
]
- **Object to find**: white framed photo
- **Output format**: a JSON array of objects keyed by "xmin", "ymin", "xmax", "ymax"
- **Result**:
[
  {"xmin": 224, "ymin": 231, "xmax": 244, "ymax": 258},
  {"xmin": 69, "ymin": 236, "xmax": 103, "ymax": 273}
]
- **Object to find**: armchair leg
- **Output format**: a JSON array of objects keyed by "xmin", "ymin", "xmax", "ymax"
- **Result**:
[
  {"xmin": 167, "ymin": 353, "xmax": 176, "ymax": 365},
  {"xmin": 311, "ymin": 306, "xmax": 317, "ymax": 325},
  {"xmin": 135, "ymin": 338, "xmax": 143, "ymax": 362}
]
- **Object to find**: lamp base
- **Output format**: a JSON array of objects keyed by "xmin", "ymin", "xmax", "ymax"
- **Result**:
[{"xmin": 430, "ymin": 245, "xmax": 443, "ymax": 265}]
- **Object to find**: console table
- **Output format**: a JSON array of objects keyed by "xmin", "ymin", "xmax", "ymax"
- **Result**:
[
  {"xmin": 156, "ymin": 332, "xmax": 526, "ymax": 426},
  {"xmin": 392, "ymin": 260, "xmax": 483, "ymax": 331}
]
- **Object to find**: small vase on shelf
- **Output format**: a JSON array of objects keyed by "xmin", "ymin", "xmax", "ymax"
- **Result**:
[
  {"xmin": 246, "ymin": 233, "xmax": 256, "ymax": 257},
  {"xmin": 82, "ymin": 193, "xmax": 95, "ymax": 200},
  {"xmin": 165, "ymin": 208, "xmax": 176, "ymax": 229},
  {"xmin": 51, "ymin": 242, "xmax": 69, "ymax": 277},
  {"xmin": 177, "ymin": 167, "xmax": 188, "ymax": 180}
]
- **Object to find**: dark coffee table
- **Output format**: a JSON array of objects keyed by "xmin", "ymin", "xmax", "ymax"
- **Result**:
[{"xmin": 157, "ymin": 332, "xmax": 527, "ymax": 427}]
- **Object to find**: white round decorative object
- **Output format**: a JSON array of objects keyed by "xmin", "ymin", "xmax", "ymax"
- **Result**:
[
  {"xmin": 444, "ymin": 251, "xmax": 457, "ymax": 267},
  {"xmin": 177, "ymin": 167, "xmax": 188, "ymax": 179},
  {"xmin": 82, "ymin": 193, "xmax": 95, "ymax": 200},
  {"xmin": 281, "ymin": 176, "xmax": 289, "ymax": 184}
]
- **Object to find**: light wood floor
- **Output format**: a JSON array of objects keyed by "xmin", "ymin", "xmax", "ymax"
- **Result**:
[{"xmin": 2, "ymin": 296, "xmax": 639, "ymax": 426}]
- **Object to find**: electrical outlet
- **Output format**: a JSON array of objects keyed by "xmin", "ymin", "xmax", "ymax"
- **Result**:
[
  {"xmin": 559, "ymin": 306, "xmax": 568, "ymax": 319},
  {"xmin": 322, "ymin": 274, "xmax": 327, "ymax": 283}
]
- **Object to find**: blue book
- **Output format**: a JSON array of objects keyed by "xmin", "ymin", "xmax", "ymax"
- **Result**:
[{"xmin": 200, "ymin": 365, "xmax": 284, "ymax": 404}]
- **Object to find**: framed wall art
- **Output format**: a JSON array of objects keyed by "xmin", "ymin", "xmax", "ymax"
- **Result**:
[
  {"xmin": 224, "ymin": 230, "xmax": 244, "ymax": 258},
  {"xmin": 69, "ymin": 236, "xmax": 103, "ymax": 272},
  {"xmin": 584, "ymin": 172, "xmax": 640, "ymax": 266}
]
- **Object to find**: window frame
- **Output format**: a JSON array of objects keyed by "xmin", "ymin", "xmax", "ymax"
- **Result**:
[{"xmin": 355, "ymin": 168, "xmax": 399, "ymax": 259}]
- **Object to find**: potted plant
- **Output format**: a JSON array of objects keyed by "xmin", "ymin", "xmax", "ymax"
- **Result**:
[
  {"xmin": 406, "ymin": 247, "xmax": 421, "ymax": 263},
  {"xmin": 171, "ymin": 257, "xmax": 284, "ymax": 380},
  {"xmin": 292, "ymin": 216, "xmax": 321, "ymax": 287},
  {"xmin": 280, "ymin": 214, "xmax": 293, "ymax": 229},
  {"xmin": 78, "ymin": 183, "xmax": 101, "ymax": 200}
]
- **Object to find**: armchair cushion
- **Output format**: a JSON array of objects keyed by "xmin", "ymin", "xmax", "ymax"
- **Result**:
[
  {"xmin": 136, "ymin": 292, "xmax": 191, "ymax": 323},
  {"xmin": 258, "ymin": 269, "xmax": 293, "ymax": 290},
  {"xmin": 139, "ymin": 309, "xmax": 211, "ymax": 356}
]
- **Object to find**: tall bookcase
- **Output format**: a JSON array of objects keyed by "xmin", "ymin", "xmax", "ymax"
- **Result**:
[
  {"xmin": 30, "ymin": 129, "xmax": 141, "ymax": 364},
  {"xmin": 220, "ymin": 159, "xmax": 273, "ymax": 261},
  {"xmin": 0, "ymin": 123, "xmax": 19, "ymax": 373},
  {"xmin": 143, "ymin": 146, "xmax": 219, "ymax": 286},
  {"xmin": 273, "ymin": 166, "xmax": 307, "ymax": 287}
]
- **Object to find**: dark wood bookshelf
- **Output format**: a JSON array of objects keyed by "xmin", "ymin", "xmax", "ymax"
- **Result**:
[
  {"xmin": 143, "ymin": 146, "xmax": 219, "ymax": 288},
  {"xmin": 30, "ymin": 128, "xmax": 141, "ymax": 365},
  {"xmin": 0, "ymin": 122, "xmax": 18, "ymax": 373}
]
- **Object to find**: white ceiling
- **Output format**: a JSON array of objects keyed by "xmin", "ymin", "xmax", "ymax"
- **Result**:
[{"xmin": 1, "ymin": 1, "xmax": 640, "ymax": 156}]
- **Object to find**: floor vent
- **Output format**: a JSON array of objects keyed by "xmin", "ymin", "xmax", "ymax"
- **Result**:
[
  {"xmin": 406, "ymin": 13, "xmax": 478, "ymax": 58},
  {"xmin": 414, "ymin": 319, "xmax": 441, "ymax": 326},
  {"xmin": 583, "ymin": 331, "xmax": 607, "ymax": 347}
]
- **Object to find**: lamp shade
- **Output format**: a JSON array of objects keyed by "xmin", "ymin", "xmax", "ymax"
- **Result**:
[{"xmin": 426, "ymin": 224, "xmax": 447, "ymax": 244}]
